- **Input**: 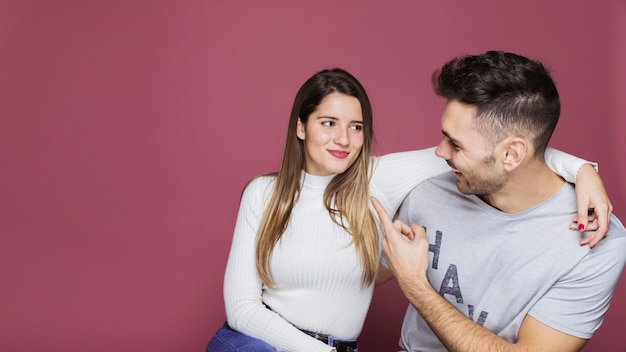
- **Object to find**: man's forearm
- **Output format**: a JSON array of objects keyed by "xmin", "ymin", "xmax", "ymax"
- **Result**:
[{"xmin": 400, "ymin": 278, "xmax": 516, "ymax": 352}]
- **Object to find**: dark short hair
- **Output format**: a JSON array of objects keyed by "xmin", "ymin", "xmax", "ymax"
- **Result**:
[{"xmin": 432, "ymin": 50, "xmax": 560, "ymax": 156}]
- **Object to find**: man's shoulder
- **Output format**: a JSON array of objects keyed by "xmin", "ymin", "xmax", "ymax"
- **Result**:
[
  {"xmin": 400, "ymin": 171, "xmax": 467, "ymax": 216},
  {"xmin": 603, "ymin": 214, "xmax": 626, "ymax": 247},
  {"xmin": 407, "ymin": 171, "xmax": 457, "ymax": 196}
]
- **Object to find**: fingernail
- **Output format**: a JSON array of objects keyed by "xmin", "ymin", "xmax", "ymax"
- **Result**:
[
  {"xmin": 578, "ymin": 224, "xmax": 585, "ymax": 231},
  {"xmin": 590, "ymin": 244, "xmax": 595, "ymax": 249}
]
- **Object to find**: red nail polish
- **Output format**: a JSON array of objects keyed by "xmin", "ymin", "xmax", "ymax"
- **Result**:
[
  {"xmin": 578, "ymin": 224, "xmax": 585, "ymax": 231},
  {"xmin": 590, "ymin": 244, "xmax": 595, "ymax": 249}
]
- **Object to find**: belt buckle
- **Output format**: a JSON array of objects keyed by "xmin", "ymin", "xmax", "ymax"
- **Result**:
[
  {"xmin": 311, "ymin": 332, "xmax": 356, "ymax": 352},
  {"xmin": 336, "ymin": 345, "xmax": 354, "ymax": 352}
]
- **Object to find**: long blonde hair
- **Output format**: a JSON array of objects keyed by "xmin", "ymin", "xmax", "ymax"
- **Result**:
[{"xmin": 255, "ymin": 68, "xmax": 378, "ymax": 288}]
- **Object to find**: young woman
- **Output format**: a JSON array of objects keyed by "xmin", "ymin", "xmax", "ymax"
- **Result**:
[{"xmin": 207, "ymin": 68, "xmax": 609, "ymax": 352}]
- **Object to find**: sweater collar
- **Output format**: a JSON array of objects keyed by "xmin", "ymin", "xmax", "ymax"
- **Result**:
[{"xmin": 301, "ymin": 170, "xmax": 335, "ymax": 190}]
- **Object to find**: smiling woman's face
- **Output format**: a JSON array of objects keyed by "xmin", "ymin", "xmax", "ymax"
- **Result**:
[{"xmin": 296, "ymin": 92, "xmax": 364, "ymax": 176}]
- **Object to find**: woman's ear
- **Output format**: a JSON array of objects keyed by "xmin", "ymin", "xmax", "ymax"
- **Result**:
[{"xmin": 296, "ymin": 118, "xmax": 305, "ymax": 140}]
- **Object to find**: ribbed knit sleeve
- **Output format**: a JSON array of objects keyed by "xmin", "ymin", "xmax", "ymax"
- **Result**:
[
  {"xmin": 223, "ymin": 176, "xmax": 333, "ymax": 352},
  {"xmin": 545, "ymin": 147, "xmax": 597, "ymax": 183},
  {"xmin": 369, "ymin": 147, "xmax": 450, "ymax": 216},
  {"xmin": 369, "ymin": 147, "xmax": 595, "ymax": 217}
]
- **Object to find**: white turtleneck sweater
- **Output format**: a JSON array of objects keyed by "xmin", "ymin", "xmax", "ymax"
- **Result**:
[{"xmin": 223, "ymin": 147, "xmax": 589, "ymax": 352}]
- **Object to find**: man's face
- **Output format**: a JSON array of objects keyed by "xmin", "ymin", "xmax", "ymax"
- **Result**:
[{"xmin": 434, "ymin": 100, "xmax": 506, "ymax": 196}]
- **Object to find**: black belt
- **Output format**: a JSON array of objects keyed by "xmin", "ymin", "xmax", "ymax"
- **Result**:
[{"xmin": 301, "ymin": 330, "xmax": 358, "ymax": 352}]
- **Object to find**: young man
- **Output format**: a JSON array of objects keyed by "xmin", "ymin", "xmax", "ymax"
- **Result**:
[{"xmin": 372, "ymin": 51, "xmax": 626, "ymax": 352}]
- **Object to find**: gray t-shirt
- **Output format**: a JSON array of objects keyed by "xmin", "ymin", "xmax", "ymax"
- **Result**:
[{"xmin": 397, "ymin": 173, "xmax": 626, "ymax": 351}]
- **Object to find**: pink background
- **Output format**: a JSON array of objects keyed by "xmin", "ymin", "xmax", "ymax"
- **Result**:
[{"xmin": 2, "ymin": 1, "xmax": 625, "ymax": 351}]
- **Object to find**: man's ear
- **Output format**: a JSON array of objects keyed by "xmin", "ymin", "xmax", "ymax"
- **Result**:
[
  {"xmin": 296, "ymin": 118, "xmax": 305, "ymax": 140},
  {"xmin": 502, "ymin": 136, "xmax": 527, "ymax": 172}
]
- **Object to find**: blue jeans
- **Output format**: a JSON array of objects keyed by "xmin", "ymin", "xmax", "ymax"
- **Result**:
[{"xmin": 206, "ymin": 323, "xmax": 275, "ymax": 352}]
